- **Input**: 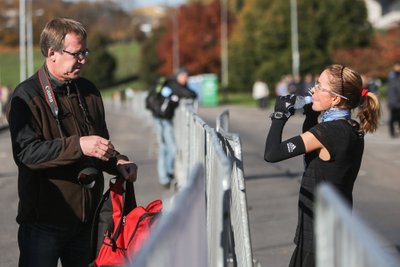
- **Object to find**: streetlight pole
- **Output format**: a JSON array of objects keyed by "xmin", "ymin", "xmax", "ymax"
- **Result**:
[
  {"xmin": 172, "ymin": 8, "xmax": 179, "ymax": 72},
  {"xmin": 290, "ymin": 0, "xmax": 300, "ymax": 78},
  {"xmin": 220, "ymin": 0, "xmax": 228, "ymax": 88},
  {"xmin": 27, "ymin": 0, "xmax": 34, "ymax": 77},
  {"xmin": 19, "ymin": 0, "xmax": 27, "ymax": 82}
]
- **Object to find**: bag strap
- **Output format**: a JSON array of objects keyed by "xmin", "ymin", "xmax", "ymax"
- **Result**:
[
  {"xmin": 109, "ymin": 177, "xmax": 137, "ymax": 251},
  {"xmin": 38, "ymin": 66, "xmax": 64, "ymax": 137},
  {"xmin": 90, "ymin": 186, "xmax": 111, "ymax": 258}
]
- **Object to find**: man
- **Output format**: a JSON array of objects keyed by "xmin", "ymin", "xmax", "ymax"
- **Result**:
[
  {"xmin": 151, "ymin": 68, "xmax": 197, "ymax": 187},
  {"xmin": 7, "ymin": 18, "xmax": 137, "ymax": 267}
]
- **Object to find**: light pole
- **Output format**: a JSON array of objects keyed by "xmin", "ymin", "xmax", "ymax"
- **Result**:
[
  {"xmin": 27, "ymin": 0, "xmax": 34, "ymax": 77},
  {"xmin": 220, "ymin": 0, "xmax": 228, "ymax": 88},
  {"xmin": 172, "ymin": 8, "xmax": 179, "ymax": 72},
  {"xmin": 19, "ymin": 0, "xmax": 27, "ymax": 82},
  {"xmin": 19, "ymin": 0, "xmax": 43, "ymax": 81},
  {"xmin": 290, "ymin": 0, "xmax": 300, "ymax": 78}
]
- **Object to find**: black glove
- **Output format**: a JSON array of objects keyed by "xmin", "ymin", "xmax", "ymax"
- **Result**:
[
  {"xmin": 302, "ymin": 103, "xmax": 320, "ymax": 132},
  {"xmin": 271, "ymin": 95, "xmax": 296, "ymax": 120},
  {"xmin": 117, "ymin": 162, "xmax": 138, "ymax": 182},
  {"xmin": 303, "ymin": 103, "xmax": 320, "ymax": 119}
]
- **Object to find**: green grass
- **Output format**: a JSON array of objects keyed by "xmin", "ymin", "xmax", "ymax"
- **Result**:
[
  {"xmin": 219, "ymin": 92, "xmax": 257, "ymax": 106},
  {"xmin": 0, "ymin": 49, "xmax": 43, "ymax": 88},
  {"xmin": 108, "ymin": 42, "xmax": 141, "ymax": 81},
  {"xmin": 0, "ymin": 42, "xmax": 141, "ymax": 90}
]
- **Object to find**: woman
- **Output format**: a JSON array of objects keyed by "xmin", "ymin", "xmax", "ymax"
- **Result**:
[{"xmin": 264, "ymin": 65, "xmax": 380, "ymax": 267}]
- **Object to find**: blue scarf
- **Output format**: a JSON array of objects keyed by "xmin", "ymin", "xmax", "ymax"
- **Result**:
[{"xmin": 322, "ymin": 108, "xmax": 351, "ymax": 122}]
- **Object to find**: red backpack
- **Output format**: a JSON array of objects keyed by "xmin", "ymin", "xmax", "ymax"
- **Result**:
[{"xmin": 91, "ymin": 177, "xmax": 162, "ymax": 267}]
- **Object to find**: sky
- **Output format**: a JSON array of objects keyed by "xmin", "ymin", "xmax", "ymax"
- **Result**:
[
  {"xmin": 129, "ymin": 0, "xmax": 185, "ymax": 9},
  {"xmin": 64, "ymin": 0, "xmax": 186, "ymax": 10},
  {"xmin": 100, "ymin": 0, "xmax": 186, "ymax": 10}
]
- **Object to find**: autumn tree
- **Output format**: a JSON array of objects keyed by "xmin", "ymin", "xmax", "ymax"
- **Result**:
[
  {"xmin": 332, "ymin": 25, "xmax": 400, "ymax": 80},
  {"xmin": 0, "ymin": 0, "xmax": 22, "ymax": 46},
  {"xmin": 0, "ymin": 0, "xmax": 134, "ymax": 48},
  {"xmin": 156, "ymin": 0, "xmax": 232, "ymax": 77}
]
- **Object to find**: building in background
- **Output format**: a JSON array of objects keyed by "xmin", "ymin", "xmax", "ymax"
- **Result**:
[{"xmin": 364, "ymin": 0, "xmax": 400, "ymax": 29}]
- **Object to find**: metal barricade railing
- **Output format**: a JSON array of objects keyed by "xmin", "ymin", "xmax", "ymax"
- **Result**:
[
  {"xmin": 215, "ymin": 110, "xmax": 259, "ymax": 267},
  {"xmin": 316, "ymin": 183, "xmax": 400, "ymax": 267},
  {"xmin": 126, "ymin": 94, "xmax": 257, "ymax": 266},
  {"xmin": 205, "ymin": 126, "xmax": 232, "ymax": 267},
  {"xmin": 132, "ymin": 164, "xmax": 207, "ymax": 267}
]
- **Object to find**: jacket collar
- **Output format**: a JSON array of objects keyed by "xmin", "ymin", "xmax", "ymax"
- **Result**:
[{"xmin": 42, "ymin": 64, "xmax": 75, "ymax": 95}]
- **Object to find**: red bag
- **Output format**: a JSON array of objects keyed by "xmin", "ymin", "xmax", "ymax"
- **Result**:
[{"xmin": 91, "ymin": 177, "xmax": 162, "ymax": 267}]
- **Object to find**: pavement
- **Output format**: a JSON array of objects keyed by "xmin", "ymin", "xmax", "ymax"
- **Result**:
[{"xmin": 0, "ymin": 99, "xmax": 400, "ymax": 267}]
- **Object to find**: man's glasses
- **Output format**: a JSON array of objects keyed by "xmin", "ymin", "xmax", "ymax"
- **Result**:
[
  {"xmin": 309, "ymin": 82, "xmax": 349, "ymax": 100},
  {"xmin": 62, "ymin": 49, "xmax": 89, "ymax": 61}
]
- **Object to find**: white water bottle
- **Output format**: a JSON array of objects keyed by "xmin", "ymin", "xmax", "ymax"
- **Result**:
[{"xmin": 294, "ymin": 95, "xmax": 312, "ymax": 109}]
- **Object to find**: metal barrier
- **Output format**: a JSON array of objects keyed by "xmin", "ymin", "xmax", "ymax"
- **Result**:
[
  {"xmin": 125, "ymin": 93, "xmax": 258, "ymax": 266},
  {"xmin": 215, "ymin": 110, "xmax": 259, "ymax": 267},
  {"xmin": 316, "ymin": 183, "xmax": 400, "ymax": 267},
  {"xmin": 133, "ymin": 164, "xmax": 208, "ymax": 267}
]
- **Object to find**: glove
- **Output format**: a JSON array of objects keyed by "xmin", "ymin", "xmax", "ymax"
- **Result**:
[
  {"xmin": 117, "ymin": 162, "xmax": 138, "ymax": 182},
  {"xmin": 303, "ymin": 103, "xmax": 320, "ymax": 119},
  {"xmin": 271, "ymin": 95, "xmax": 296, "ymax": 120}
]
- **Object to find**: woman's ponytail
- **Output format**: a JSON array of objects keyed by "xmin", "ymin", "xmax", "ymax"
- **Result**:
[{"xmin": 357, "ymin": 91, "xmax": 380, "ymax": 133}]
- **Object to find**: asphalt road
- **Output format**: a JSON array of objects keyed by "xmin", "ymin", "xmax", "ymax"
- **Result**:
[{"xmin": 0, "ymin": 100, "xmax": 399, "ymax": 267}]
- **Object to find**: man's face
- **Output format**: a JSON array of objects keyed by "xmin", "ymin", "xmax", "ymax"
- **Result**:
[
  {"xmin": 49, "ymin": 32, "xmax": 88, "ymax": 81},
  {"xmin": 177, "ymin": 72, "xmax": 188, "ymax": 85}
]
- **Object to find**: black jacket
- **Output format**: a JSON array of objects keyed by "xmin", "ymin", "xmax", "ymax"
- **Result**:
[
  {"xmin": 151, "ymin": 78, "xmax": 197, "ymax": 120},
  {"xmin": 8, "ymin": 65, "xmax": 127, "ymax": 225}
]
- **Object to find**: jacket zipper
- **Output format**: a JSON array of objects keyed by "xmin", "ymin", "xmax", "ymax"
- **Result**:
[
  {"xmin": 65, "ymin": 84, "xmax": 88, "ymax": 222},
  {"xmin": 82, "ymin": 187, "xmax": 86, "ymax": 222}
]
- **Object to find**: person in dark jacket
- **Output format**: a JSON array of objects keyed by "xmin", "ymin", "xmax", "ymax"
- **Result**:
[
  {"xmin": 7, "ymin": 18, "xmax": 138, "ymax": 267},
  {"xmin": 387, "ymin": 63, "xmax": 400, "ymax": 137},
  {"xmin": 152, "ymin": 68, "xmax": 197, "ymax": 187},
  {"xmin": 264, "ymin": 65, "xmax": 380, "ymax": 267}
]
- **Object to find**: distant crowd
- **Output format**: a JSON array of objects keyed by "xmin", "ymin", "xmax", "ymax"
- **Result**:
[{"xmin": 0, "ymin": 85, "xmax": 11, "ymax": 123}]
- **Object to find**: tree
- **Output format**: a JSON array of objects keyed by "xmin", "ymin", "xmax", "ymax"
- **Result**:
[
  {"xmin": 0, "ymin": 0, "xmax": 134, "ymax": 48},
  {"xmin": 228, "ymin": 0, "xmax": 272, "ymax": 92},
  {"xmin": 156, "ymin": 1, "xmax": 232, "ymax": 76},
  {"xmin": 139, "ymin": 25, "xmax": 166, "ymax": 87},
  {"xmin": 332, "ymin": 25, "xmax": 400, "ymax": 80},
  {"xmin": 228, "ymin": 0, "xmax": 372, "ymax": 92},
  {"xmin": 80, "ymin": 34, "xmax": 116, "ymax": 89}
]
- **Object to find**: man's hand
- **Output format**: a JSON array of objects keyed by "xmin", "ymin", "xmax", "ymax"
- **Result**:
[
  {"xmin": 117, "ymin": 160, "xmax": 138, "ymax": 182},
  {"xmin": 79, "ymin": 135, "xmax": 116, "ymax": 161}
]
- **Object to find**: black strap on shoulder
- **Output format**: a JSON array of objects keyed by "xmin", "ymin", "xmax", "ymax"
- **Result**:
[
  {"xmin": 109, "ymin": 179, "xmax": 136, "ymax": 250},
  {"xmin": 38, "ymin": 66, "xmax": 64, "ymax": 137}
]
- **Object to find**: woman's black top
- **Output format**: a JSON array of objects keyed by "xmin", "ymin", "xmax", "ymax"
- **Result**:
[{"xmin": 295, "ymin": 119, "xmax": 364, "ymax": 252}]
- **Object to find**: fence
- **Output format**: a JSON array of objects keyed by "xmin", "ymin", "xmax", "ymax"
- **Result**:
[
  {"xmin": 125, "ymin": 92, "xmax": 258, "ymax": 266},
  {"xmin": 316, "ymin": 183, "xmax": 400, "ymax": 267},
  {"xmin": 133, "ymin": 164, "xmax": 208, "ymax": 267}
]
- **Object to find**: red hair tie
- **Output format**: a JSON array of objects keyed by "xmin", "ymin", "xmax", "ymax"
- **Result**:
[{"xmin": 361, "ymin": 88, "xmax": 369, "ymax": 96}]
